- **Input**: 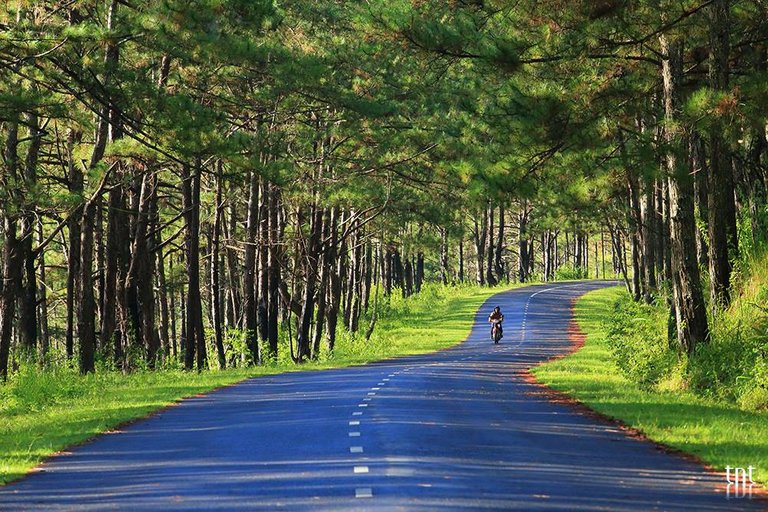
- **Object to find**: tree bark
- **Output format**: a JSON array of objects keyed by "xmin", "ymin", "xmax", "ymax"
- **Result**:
[
  {"xmin": 19, "ymin": 112, "xmax": 41, "ymax": 355},
  {"xmin": 182, "ymin": 163, "xmax": 206, "ymax": 370},
  {"xmin": 495, "ymin": 205, "xmax": 505, "ymax": 280},
  {"xmin": 78, "ymin": 200, "xmax": 97, "ymax": 374},
  {"xmin": 660, "ymin": 34, "xmax": 709, "ymax": 353},
  {"xmin": 211, "ymin": 165, "xmax": 226, "ymax": 369},
  {"xmin": 707, "ymin": 0, "xmax": 737, "ymax": 309},
  {"xmin": 326, "ymin": 208, "xmax": 342, "ymax": 352},
  {"xmin": 65, "ymin": 129, "xmax": 82, "ymax": 360},
  {"xmin": 485, "ymin": 203, "xmax": 497, "ymax": 286},
  {"xmin": 0, "ymin": 218, "xmax": 22, "ymax": 380},
  {"xmin": 242, "ymin": 170, "xmax": 260, "ymax": 364}
]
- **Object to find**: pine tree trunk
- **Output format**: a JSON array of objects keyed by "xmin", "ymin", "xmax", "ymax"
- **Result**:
[
  {"xmin": 225, "ymin": 200, "xmax": 242, "ymax": 329},
  {"xmin": 0, "ymin": 218, "xmax": 22, "ymax": 380},
  {"xmin": 211, "ymin": 167, "xmax": 226, "ymax": 369},
  {"xmin": 182, "ymin": 163, "xmax": 206, "ymax": 370},
  {"xmin": 690, "ymin": 135, "xmax": 710, "ymax": 269},
  {"xmin": 660, "ymin": 34, "xmax": 709, "ymax": 353},
  {"xmin": 37, "ymin": 222, "xmax": 50, "ymax": 360},
  {"xmin": 485, "ymin": 203, "xmax": 497, "ymax": 286},
  {"xmin": 65, "ymin": 129, "xmax": 82, "ymax": 360},
  {"xmin": 474, "ymin": 209, "xmax": 487, "ymax": 285},
  {"xmin": 242, "ymin": 170, "xmax": 260, "ymax": 364},
  {"xmin": 326, "ymin": 208, "xmax": 342, "ymax": 352},
  {"xmin": 312, "ymin": 209, "xmax": 331, "ymax": 357},
  {"xmin": 102, "ymin": 184, "xmax": 128, "ymax": 367},
  {"xmin": 156, "ymin": 243, "xmax": 170, "ymax": 360},
  {"xmin": 297, "ymin": 201, "xmax": 323, "ymax": 361},
  {"xmin": 440, "ymin": 228, "xmax": 449, "ymax": 285},
  {"xmin": 78, "ymin": 200, "xmax": 97, "ymax": 374},
  {"xmin": 124, "ymin": 172, "xmax": 160, "ymax": 367},
  {"xmin": 415, "ymin": 252, "xmax": 424, "ymax": 293},
  {"xmin": 19, "ymin": 112, "xmax": 41, "ymax": 355},
  {"xmin": 495, "ymin": 206, "xmax": 505, "ymax": 280},
  {"xmin": 267, "ymin": 184, "xmax": 281, "ymax": 357},
  {"xmin": 707, "ymin": 0, "xmax": 737, "ymax": 309},
  {"xmin": 641, "ymin": 176, "xmax": 657, "ymax": 300}
]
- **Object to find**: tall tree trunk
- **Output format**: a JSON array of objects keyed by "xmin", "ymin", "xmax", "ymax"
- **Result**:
[
  {"xmin": 124, "ymin": 172, "xmax": 160, "ymax": 367},
  {"xmin": 211, "ymin": 166, "xmax": 226, "ymax": 369},
  {"xmin": 415, "ymin": 251, "xmax": 424, "ymax": 293},
  {"xmin": 707, "ymin": 0, "xmax": 737, "ymax": 309},
  {"xmin": 102, "ymin": 184, "xmax": 128, "ymax": 367},
  {"xmin": 65, "ymin": 129, "xmax": 82, "ymax": 360},
  {"xmin": 495, "ymin": 205, "xmax": 505, "ymax": 280},
  {"xmin": 641, "ymin": 176, "xmax": 657, "ymax": 301},
  {"xmin": 326, "ymin": 208, "xmax": 342, "ymax": 352},
  {"xmin": 660, "ymin": 34, "xmax": 709, "ymax": 353},
  {"xmin": 363, "ymin": 242, "xmax": 374, "ymax": 311},
  {"xmin": 37, "ymin": 221, "xmax": 50, "ymax": 360},
  {"xmin": 156, "ymin": 242, "xmax": 170, "ymax": 361},
  {"xmin": 296, "ymin": 202, "xmax": 323, "ymax": 361},
  {"xmin": 312, "ymin": 209, "xmax": 331, "ymax": 357},
  {"xmin": 242, "ymin": 170, "xmax": 260, "ymax": 364},
  {"xmin": 182, "ymin": 163, "xmax": 206, "ymax": 370},
  {"xmin": 518, "ymin": 208, "xmax": 530, "ymax": 282},
  {"xmin": 440, "ymin": 228, "xmax": 449, "ymax": 285},
  {"xmin": 0, "ymin": 218, "xmax": 22, "ymax": 380},
  {"xmin": 267, "ymin": 185, "xmax": 281, "ymax": 357},
  {"xmin": 690, "ymin": 135, "xmax": 710, "ymax": 269},
  {"xmin": 473, "ymin": 209, "xmax": 487, "ymax": 285},
  {"xmin": 78, "ymin": 200, "xmax": 97, "ymax": 374},
  {"xmin": 485, "ymin": 203, "xmax": 497, "ymax": 286},
  {"xmin": 19, "ymin": 112, "xmax": 41, "ymax": 355}
]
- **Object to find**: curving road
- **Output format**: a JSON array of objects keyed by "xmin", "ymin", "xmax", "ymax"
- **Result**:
[{"xmin": 1, "ymin": 281, "xmax": 763, "ymax": 511}]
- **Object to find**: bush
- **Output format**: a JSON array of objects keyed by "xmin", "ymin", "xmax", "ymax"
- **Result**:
[
  {"xmin": 555, "ymin": 264, "xmax": 589, "ymax": 281},
  {"xmin": 605, "ymin": 294, "xmax": 677, "ymax": 388}
]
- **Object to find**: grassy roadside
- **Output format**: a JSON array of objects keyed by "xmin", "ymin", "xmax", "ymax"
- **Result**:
[
  {"xmin": 0, "ymin": 283, "xmax": 515, "ymax": 485},
  {"xmin": 532, "ymin": 286, "xmax": 768, "ymax": 486}
]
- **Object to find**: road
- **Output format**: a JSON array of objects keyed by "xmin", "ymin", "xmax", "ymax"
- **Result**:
[{"xmin": 1, "ymin": 281, "xmax": 762, "ymax": 511}]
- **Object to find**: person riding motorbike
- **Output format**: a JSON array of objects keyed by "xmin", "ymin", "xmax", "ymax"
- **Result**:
[{"xmin": 488, "ymin": 306, "xmax": 504, "ymax": 342}]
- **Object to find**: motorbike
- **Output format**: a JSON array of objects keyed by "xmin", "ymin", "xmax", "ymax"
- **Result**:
[{"xmin": 490, "ymin": 321, "xmax": 503, "ymax": 344}]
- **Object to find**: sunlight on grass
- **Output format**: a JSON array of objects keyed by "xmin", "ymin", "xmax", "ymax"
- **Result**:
[
  {"xmin": 0, "ymin": 282, "xmax": 517, "ymax": 485},
  {"xmin": 532, "ymin": 286, "xmax": 768, "ymax": 487}
]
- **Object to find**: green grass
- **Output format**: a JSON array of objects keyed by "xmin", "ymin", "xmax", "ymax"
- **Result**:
[
  {"xmin": 532, "ymin": 286, "xmax": 768, "ymax": 486},
  {"xmin": 0, "ymin": 282, "xmax": 515, "ymax": 485}
]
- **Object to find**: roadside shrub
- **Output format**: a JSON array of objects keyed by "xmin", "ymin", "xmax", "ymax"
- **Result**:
[
  {"xmin": 606, "ymin": 294, "xmax": 677, "ymax": 388},
  {"xmin": 555, "ymin": 264, "xmax": 589, "ymax": 281}
]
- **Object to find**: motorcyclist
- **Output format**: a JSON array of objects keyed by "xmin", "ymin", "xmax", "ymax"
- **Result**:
[{"xmin": 488, "ymin": 306, "xmax": 504, "ymax": 342}]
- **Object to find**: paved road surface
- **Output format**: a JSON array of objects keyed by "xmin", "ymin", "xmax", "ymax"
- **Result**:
[{"xmin": 1, "ymin": 282, "xmax": 763, "ymax": 511}]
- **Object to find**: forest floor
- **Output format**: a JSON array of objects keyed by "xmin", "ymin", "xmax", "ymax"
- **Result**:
[
  {"xmin": 0, "ymin": 283, "xmax": 518, "ymax": 485},
  {"xmin": 532, "ymin": 286, "xmax": 768, "ymax": 489}
]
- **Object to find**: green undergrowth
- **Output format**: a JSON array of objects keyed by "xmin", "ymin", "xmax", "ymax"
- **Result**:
[
  {"xmin": 532, "ymin": 285, "xmax": 768, "ymax": 487},
  {"xmin": 0, "ymin": 282, "xmax": 516, "ymax": 485}
]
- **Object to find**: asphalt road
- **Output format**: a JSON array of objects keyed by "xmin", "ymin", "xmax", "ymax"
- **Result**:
[{"xmin": 1, "ymin": 281, "xmax": 763, "ymax": 511}]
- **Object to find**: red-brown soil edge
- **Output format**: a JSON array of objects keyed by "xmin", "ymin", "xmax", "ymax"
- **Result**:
[{"xmin": 522, "ymin": 298, "xmax": 768, "ymax": 503}]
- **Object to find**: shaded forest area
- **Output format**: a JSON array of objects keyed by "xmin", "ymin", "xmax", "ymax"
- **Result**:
[{"xmin": 1, "ymin": 0, "xmax": 766, "ymax": 378}]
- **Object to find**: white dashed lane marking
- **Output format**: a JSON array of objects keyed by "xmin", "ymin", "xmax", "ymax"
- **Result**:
[
  {"xmin": 350, "ymin": 446, "xmax": 364, "ymax": 453},
  {"xmin": 349, "ymin": 420, "xmax": 360, "ymax": 426},
  {"xmin": 354, "ymin": 466, "xmax": 369, "ymax": 474},
  {"xmin": 349, "ymin": 432, "xmax": 361, "ymax": 437},
  {"xmin": 356, "ymin": 487, "xmax": 373, "ymax": 498},
  {"xmin": 353, "ymin": 411, "xmax": 363, "ymax": 416}
]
